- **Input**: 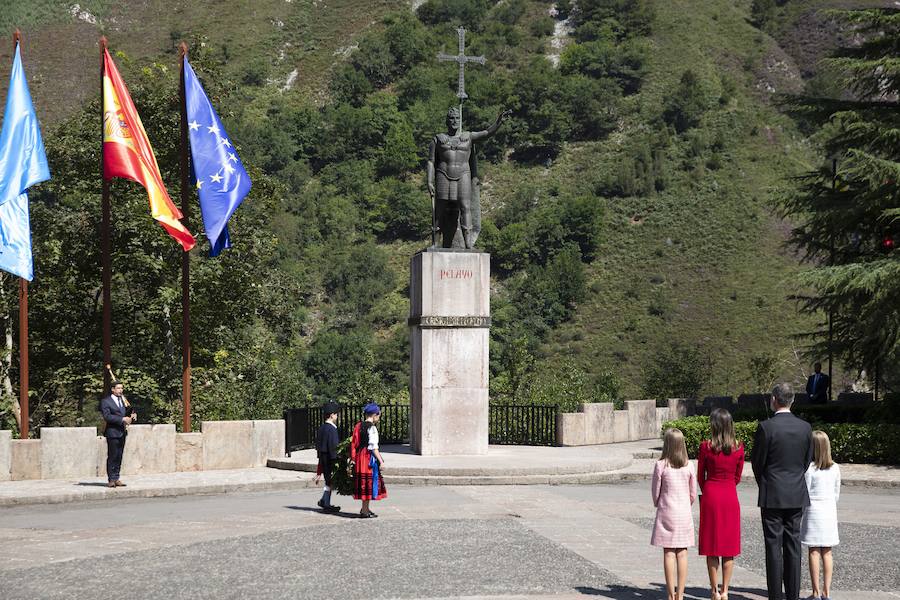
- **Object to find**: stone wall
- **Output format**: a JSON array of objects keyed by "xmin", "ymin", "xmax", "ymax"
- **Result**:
[
  {"xmin": 0, "ymin": 419, "xmax": 285, "ymax": 481},
  {"xmin": 558, "ymin": 399, "xmax": 683, "ymax": 446}
]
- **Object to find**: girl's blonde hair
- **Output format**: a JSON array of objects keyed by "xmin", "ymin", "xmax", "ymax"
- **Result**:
[
  {"xmin": 661, "ymin": 428, "xmax": 688, "ymax": 468},
  {"xmin": 709, "ymin": 407, "xmax": 737, "ymax": 454},
  {"xmin": 812, "ymin": 430, "xmax": 835, "ymax": 470}
]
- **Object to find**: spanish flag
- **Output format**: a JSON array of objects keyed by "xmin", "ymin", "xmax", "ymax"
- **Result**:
[{"xmin": 102, "ymin": 47, "xmax": 195, "ymax": 250}]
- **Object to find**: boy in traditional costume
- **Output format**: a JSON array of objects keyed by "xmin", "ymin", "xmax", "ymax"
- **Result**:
[
  {"xmin": 350, "ymin": 403, "xmax": 386, "ymax": 518},
  {"xmin": 314, "ymin": 401, "xmax": 341, "ymax": 513}
]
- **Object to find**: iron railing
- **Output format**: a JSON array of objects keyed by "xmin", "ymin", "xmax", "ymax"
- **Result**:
[{"xmin": 489, "ymin": 404, "xmax": 558, "ymax": 446}]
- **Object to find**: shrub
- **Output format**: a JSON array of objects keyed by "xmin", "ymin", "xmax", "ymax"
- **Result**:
[
  {"xmin": 662, "ymin": 416, "xmax": 757, "ymax": 459},
  {"xmin": 642, "ymin": 341, "xmax": 714, "ymax": 400},
  {"xmin": 663, "ymin": 416, "xmax": 900, "ymax": 464}
]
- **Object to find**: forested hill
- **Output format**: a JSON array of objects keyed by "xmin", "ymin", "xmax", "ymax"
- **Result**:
[{"xmin": 0, "ymin": 0, "xmax": 880, "ymax": 430}]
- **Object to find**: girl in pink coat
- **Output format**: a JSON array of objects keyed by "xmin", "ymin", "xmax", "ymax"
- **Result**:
[{"xmin": 652, "ymin": 427, "xmax": 698, "ymax": 600}]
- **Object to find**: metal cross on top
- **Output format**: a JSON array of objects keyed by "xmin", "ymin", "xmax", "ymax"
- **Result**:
[{"xmin": 438, "ymin": 26, "xmax": 486, "ymax": 104}]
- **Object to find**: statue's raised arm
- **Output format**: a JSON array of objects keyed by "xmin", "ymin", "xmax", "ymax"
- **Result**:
[{"xmin": 471, "ymin": 109, "xmax": 512, "ymax": 141}]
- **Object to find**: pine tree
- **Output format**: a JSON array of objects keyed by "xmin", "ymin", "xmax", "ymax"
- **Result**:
[{"xmin": 781, "ymin": 9, "xmax": 900, "ymax": 387}]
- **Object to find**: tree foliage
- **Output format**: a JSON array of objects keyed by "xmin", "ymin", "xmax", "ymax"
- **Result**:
[{"xmin": 780, "ymin": 8, "xmax": 900, "ymax": 387}]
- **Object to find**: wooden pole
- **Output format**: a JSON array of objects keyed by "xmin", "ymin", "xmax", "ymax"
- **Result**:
[
  {"xmin": 13, "ymin": 30, "xmax": 29, "ymax": 439},
  {"xmin": 100, "ymin": 37, "xmax": 112, "ymax": 394},
  {"xmin": 178, "ymin": 43, "xmax": 192, "ymax": 433}
]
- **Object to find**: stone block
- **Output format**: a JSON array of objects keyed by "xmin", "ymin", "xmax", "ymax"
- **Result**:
[
  {"xmin": 96, "ymin": 436, "xmax": 107, "ymax": 477},
  {"xmin": 837, "ymin": 392, "xmax": 873, "ymax": 405},
  {"xmin": 410, "ymin": 251, "xmax": 490, "ymax": 318},
  {"xmin": 656, "ymin": 407, "xmax": 670, "ymax": 436},
  {"xmin": 613, "ymin": 410, "xmax": 629, "ymax": 443},
  {"xmin": 703, "ymin": 396, "xmax": 734, "ymax": 410},
  {"xmin": 201, "ymin": 420, "xmax": 253, "ymax": 470},
  {"xmin": 626, "ymin": 400, "xmax": 657, "ymax": 441},
  {"xmin": 121, "ymin": 424, "xmax": 176, "ymax": 475},
  {"xmin": 251, "ymin": 420, "xmax": 285, "ymax": 466},
  {"xmin": 583, "ymin": 402, "xmax": 614, "ymax": 445},
  {"xmin": 737, "ymin": 394, "xmax": 769, "ymax": 409},
  {"xmin": 793, "ymin": 393, "xmax": 811, "ymax": 406},
  {"xmin": 40, "ymin": 427, "xmax": 98, "ymax": 479},
  {"xmin": 667, "ymin": 398, "xmax": 694, "ymax": 418},
  {"xmin": 11, "ymin": 439, "xmax": 41, "ymax": 480},
  {"xmin": 412, "ymin": 388, "xmax": 488, "ymax": 455},
  {"xmin": 0, "ymin": 430, "xmax": 11, "ymax": 481},
  {"xmin": 176, "ymin": 432, "xmax": 203, "ymax": 472},
  {"xmin": 557, "ymin": 412, "xmax": 586, "ymax": 446}
]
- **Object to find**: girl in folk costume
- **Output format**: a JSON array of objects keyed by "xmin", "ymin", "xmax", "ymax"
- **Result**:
[
  {"xmin": 801, "ymin": 430, "xmax": 841, "ymax": 600},
  {"xmin": 652, "ymin": 428, "xmax": 697, "ymax": 600},
  {"xmin": 350, "ymin": 403, "xmax": 387, "ymax": 518},
  {"xmin": 698, "ymin": 408, "xmax": 745, "ymax": 600}
]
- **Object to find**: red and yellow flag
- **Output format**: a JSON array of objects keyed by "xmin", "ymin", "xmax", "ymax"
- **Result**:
[{"xmin": 102, "ymin": 47, "xmax": 195, "ymax": 250}]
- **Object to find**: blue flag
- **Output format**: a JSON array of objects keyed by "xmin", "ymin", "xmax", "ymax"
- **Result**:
[
  {"xmin": 0, "ymin": 43, "xmax": 50, "ymax": 281},
  {"xmin": 184, "ymin": 58, "xmax": 251, "ymax": 257}
]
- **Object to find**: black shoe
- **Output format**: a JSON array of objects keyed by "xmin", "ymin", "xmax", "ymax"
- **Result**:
[
  {"xmin": 365, "ymin": 510, "xmax": 378, "ymax": 518},
  {"xmin": 359, "ymin": 511, "xmax": 376, "ymax": 519},
  {"xmin": 317, "ymin": 499, "xmax": 326, "ymax": 510},
  {"xmin": 325, "ymin": 504, "xmax": 341, "ymax": 513}
]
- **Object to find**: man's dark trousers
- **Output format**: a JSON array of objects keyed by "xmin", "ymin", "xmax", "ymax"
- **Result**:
[
  {"xmin": 761, "ymin": 507, "xmax": 803, "ymax": 600},
  {"xmin": 106, "ymin": 436, "xmax": 125, "ymax": 482}
]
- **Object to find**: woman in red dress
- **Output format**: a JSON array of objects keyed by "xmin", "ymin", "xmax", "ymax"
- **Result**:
[{"xmin": 698, "ymin": 407, "xmax": 745, "ymax": 600}]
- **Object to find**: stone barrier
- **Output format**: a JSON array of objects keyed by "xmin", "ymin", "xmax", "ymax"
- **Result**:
[
  {"xmin": 0, "ymin": 430, "xmax": 10, "ymax": 482},
  {"xmin": 0, "ymin": 419, "xmax": 287, "ymax": 481},
  {"xmin": 41, "ymin": 427, "xmax": 98, "ymax": 479},
  {"xmin": 557, "ymin": 401, "xmax": 667, "ymax": 446},
  {"xmin": 11, "ymin": 439, "xmax": 40, "ymax": 480},
  {"xmin": 557, "ymin": 412, "xmax": 586, "ymax": 446},
  {"xmin": 176, "ymin": 432, "xmax": 203, "ymax": 472}
]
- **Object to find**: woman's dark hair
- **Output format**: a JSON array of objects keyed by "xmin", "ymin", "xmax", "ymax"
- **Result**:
[{"xmin": 709, "ymin": 408, "xmax": 737, "ymax": 454}]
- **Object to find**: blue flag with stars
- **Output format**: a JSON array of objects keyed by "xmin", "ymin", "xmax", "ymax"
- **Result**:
[
  {"xmin": 184, "ymin": 58, "xmax": 250, "ymax": 256},
  {"xmin": 0, "ymin": 43, "xmax": 50, "ymax": 281}
]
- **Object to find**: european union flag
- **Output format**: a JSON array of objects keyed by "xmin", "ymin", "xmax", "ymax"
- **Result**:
[
  {"xmin": 184, "ymin": 58, "xmax": 250, "ymax": 257},
  {"xmin": 0, "ymin": 43, "xmax": 50, "ymax": 281}
]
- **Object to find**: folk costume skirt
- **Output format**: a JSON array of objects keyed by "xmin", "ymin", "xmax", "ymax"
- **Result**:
[{"xmin": 352, "ymin": 446, "xmax": 387, "ymax": 501}]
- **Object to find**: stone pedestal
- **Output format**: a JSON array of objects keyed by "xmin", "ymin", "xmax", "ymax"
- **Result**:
[{"xmin": 409, "ymin": 249, "xmax": 490, "ymax": 455}]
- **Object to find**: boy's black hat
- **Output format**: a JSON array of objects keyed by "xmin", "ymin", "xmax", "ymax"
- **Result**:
[{"xmin": 322, "ymin": 401, "xmax": 341, "ymax": 415}]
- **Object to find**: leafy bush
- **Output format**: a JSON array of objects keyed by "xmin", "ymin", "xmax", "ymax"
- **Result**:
[
  {"xmin": 642, "ymin": 341, "xmax": 714, "ymax": 400},
  {"xmin": 662, "ymin": 416, "xmax": 757, "ymax": 459},
  {"xmin": 663, "ymin": 416, "xmax": 900, "ymax": 464}
]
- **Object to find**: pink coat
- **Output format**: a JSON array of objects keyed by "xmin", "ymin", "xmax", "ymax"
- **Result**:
[{"xmin": 651, "ymin": 459, "xmax": 697, "ymax": 548}]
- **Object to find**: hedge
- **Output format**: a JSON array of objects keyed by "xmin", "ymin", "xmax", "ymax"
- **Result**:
[{"xmin": 661, "ymin": 416, "xmax": 900, "ymax": 465}]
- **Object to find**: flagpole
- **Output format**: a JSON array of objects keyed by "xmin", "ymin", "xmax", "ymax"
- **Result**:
[
  {"xmin": 99, "ymin": 36, "xmax": 112, "ymax": 394},
  {"xmin": 12, "ymin": 29, "xmax": 29, "ymax": 439},
  {"xmin": 178, "ymin": 42, "xmax": 192, "ymax": 433}
]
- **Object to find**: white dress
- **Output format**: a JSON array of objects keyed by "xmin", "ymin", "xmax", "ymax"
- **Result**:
[{"xmin": 800, "ymin": 463, "xmax": 841, "ymax": 547}]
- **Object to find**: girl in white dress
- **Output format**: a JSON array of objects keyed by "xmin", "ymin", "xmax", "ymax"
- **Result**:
[{"xmin": 801, "ymin": 430, "xmax": 841, "ymax": 600}]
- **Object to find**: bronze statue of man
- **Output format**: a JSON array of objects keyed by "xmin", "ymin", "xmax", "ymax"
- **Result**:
[{"xmin": 428, "ymin": 107, "xmax": 510, "ymax": 249}]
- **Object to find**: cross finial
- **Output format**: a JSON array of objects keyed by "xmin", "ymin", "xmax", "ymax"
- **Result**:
[{"xmin": 437, "ymin": 26, "xmax": 486, "ymax": 101}]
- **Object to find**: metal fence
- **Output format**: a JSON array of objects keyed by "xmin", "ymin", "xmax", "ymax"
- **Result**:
[
  {"xmin": 285, "ymin": 402, "xmax": 558, "ymax": 454},
  {"xmin": 489, "ymin": 404, "xmax": 558, "ymax": 446},
  {"xmin": 284, "ymin": 403, "xmax": 410, "ymax": 456}
]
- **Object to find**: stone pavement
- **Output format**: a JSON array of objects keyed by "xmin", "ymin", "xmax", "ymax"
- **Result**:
[{"xmin": 0, "ymin": 482, "xmax": 897, "ymax": 599}]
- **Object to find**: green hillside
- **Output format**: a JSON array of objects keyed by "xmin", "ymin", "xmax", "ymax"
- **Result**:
[{"xmin": 0, "ymin": 0, "xmax": 883, "ymax": 430}]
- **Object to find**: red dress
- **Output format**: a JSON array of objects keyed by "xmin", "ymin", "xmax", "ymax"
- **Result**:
[
  {"xmin": 698, "ymin": 440, "xmax": 744, "ymax": 556},
  {"xmin": 349, "ymin": 421, "xmax": 387, "ymax": 501}
]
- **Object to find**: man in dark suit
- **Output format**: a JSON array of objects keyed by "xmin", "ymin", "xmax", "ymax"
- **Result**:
[
  {"xmin": 805, "ymin": 362, "xmax": 830, "ymax": 404},
  {"xmin": 100, "ymin": 380, "xmax": 135, "ymax": 488},
  {"xmin": 751, "ymin": 383, "xmax": 813, "ymax": 600}
]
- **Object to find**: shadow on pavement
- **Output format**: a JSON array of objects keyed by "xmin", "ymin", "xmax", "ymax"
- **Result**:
[
  {"xmin": 284, "ymin": 505, "xmax": 367, "ymax": 519},
  {"xmin": 76, "ymin": 482, "xmax": 112, "ymax": 487},
  {"xmin": 576, "ymin": 584, "xmax": 766, "ymax": 599}
]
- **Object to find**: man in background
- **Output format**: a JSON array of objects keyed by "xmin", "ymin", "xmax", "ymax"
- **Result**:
[{"xmin": 806, "ymin": 362, "xmax": 830, "ymax": 404}]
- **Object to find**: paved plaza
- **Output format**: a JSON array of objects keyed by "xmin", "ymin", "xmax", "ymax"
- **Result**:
[{"xmin": 0, "ymin": 481, "xmax": 897, "ymax": 599}]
